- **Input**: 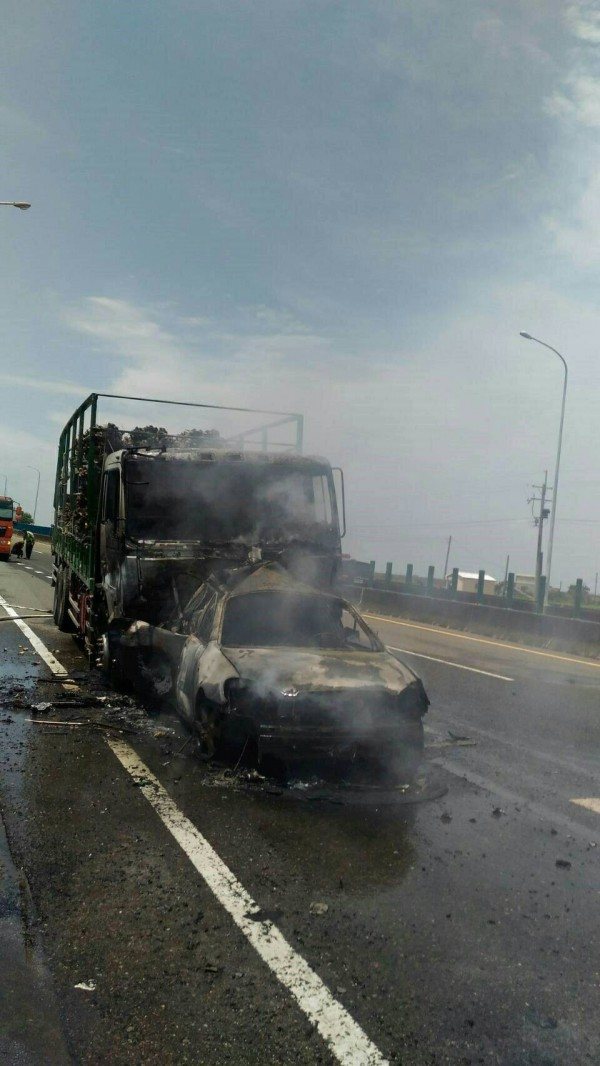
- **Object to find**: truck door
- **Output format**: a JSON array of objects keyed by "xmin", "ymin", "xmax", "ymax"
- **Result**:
[{"xmin": 99, "ymin": 468, "xmax": 122, "ymax": 615}]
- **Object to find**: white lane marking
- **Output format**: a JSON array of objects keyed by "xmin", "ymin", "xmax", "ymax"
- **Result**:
[
  {"xmin": 434, "ymin": 756, "xmax": 597, "ymax": 843},
  {"xmin": 571, "ymin": 798, "xmax": 600, "ymax": 814},
  {"xmin": 365, "ymin": 613, "xmax": 600, "ymax": 670},
  {"xmin": 388, "ymin": 645, "xmax": 513, "ymax": 682},
  {"xmin": 0, "ymin": 593, "xmax": 68, "ymax": 676},
  {"xmin": 2, "ymin": 607, "xmax": 387, "ymax": 1065},
  {"xmin": 34, "ymin": 570, "xmax": 44, "ymax": 575},
  {"xmin": 108, "ymin": 738, "xmax": 388, "ymax": 1066}
]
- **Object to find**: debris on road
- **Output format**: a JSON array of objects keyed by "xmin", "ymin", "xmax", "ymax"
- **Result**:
[
  {"xmin": 555, "ymin": 859, "xmax": 572, "ymax": 870},
  {"xmin": 309, "ymin": 902, "xmax": 329, "ymax": 915},
  {"xmin": 74, "ymin": 981, "xmax": 96, "ymax": 992}
]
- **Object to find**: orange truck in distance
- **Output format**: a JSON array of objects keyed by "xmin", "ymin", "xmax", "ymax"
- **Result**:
[{"xmin": 0, "ymin": 496, "xmax": 15, "ymax": 560}]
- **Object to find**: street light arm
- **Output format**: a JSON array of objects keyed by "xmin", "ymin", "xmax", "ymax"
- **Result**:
[
  {"xmin": 0, "ymin": 201, "xmax": 31, "ymax": 210},
  {"xmin": 519, "ymin": 331, "xmax": 569, "ymax": 609},
  {"xmin": 520, "ymin": 332, "xmax": 568, "ymax": 382},
  {"xmin": 26, "ymin": 466, "xmax": 40, "ymax": 525}
]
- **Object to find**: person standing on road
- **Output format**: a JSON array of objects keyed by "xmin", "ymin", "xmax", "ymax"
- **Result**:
[{"xmin": 24, "ymin": 530, "xmax": 35, "ymax": 560}]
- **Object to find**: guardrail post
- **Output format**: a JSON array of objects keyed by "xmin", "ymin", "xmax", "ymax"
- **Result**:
[
  {"xmin": 506, "ymin": 572, "xmax": 515, "ymax": 606},
  {"xmin": 450, "ymin": 567, "xmax": 459, "ymax": 593},
  {"xmin": 405, "ymin": 563, "xmax": 413, "ymax": 591},
  {"xmin": 427, "ymin": 565, "xmax": 435, "ymax": 594},
  {"xmin": 574, "ymin": 578, "xmax": 583, "ymax": 618},
  {"xmin": 536, "ymin": 575, "xmax": 546, "ymax": 614},
  {"xmin": 369, "ymin": 560, "xmax": 376, "ymax": 586},
  {"xmin": 477, "ymin": 569, "xmax": 485, "ymax": 601},
  {"xmin": 384, "ymin": 562, "xmax": 393, "ymax": 588}
]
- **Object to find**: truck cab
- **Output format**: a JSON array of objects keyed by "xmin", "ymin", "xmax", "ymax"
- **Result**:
[{"xmin": 98, "ymin": 447, "xmax": 343, "ymax": 623}]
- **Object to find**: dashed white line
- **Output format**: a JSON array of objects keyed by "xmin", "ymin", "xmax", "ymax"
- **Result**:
[
  {"xmin": 0, "ymin": 593, "xmax": 68, "ymax": 676},
  {"xmin": 388, "ymin": 646, "xmax": 513, "ymax": 682},
  {"xmin": 433, "ymin": 756, "xmax": 597, "ymax": 842},
  {"xmin": 571, "ymin": 798, "xmax": 600, "ymax": 815},
  {"xmin": 34, "ymin": 570, "xmax": 44, "ymax": 575}
]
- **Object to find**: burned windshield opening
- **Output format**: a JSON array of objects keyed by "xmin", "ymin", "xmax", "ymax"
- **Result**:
[
  {"xmin": 221, "ymin": 591, "xmax": 380, "ymax": 650},
  {"xmin": 125, "ymin": 458, "xmax": 337, "ymax": 542}
]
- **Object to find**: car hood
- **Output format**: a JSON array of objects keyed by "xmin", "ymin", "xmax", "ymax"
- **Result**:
[{"xmin": 221, "ymin": 645, "xmax": 419, "ymax": 696}]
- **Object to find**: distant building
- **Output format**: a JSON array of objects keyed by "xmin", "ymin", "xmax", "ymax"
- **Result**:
[
  {"xmin": 447, "ymin": 571, "xmax": 497, "ymax": 594},
  {"xmin": 514, "ymin": 574, "xmax": 536, "ymax": 596}
]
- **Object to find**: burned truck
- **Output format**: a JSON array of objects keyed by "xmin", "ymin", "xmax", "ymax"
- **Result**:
[{"xmin": 51, "ymin": 393, "xmax": 346, "ymax": 666}]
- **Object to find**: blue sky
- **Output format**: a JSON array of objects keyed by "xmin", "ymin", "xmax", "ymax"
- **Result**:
[{"xmin": 3, "ymin": 0, "xmax": 600, "ymax": 586}]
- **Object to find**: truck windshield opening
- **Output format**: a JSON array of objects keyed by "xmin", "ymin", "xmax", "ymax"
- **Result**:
[
  {"xmin": 124, "ymin": 459, "xmax": 337, "ymax": 544},
  {"xmin": 0, "ymin": 501, "xmax": 14, "ymax": 521}
]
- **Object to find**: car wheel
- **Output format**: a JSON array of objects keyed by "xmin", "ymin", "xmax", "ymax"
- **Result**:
[{"xmin": 194, "ymin": 697, "xmax": 223, "ymax": 759}]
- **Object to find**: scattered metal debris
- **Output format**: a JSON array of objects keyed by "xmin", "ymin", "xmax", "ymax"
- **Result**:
[{"xmin": 309, "ymin": 902, "xmax": 329, "ymax": 915}]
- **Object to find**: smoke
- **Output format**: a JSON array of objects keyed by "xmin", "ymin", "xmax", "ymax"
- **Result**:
[{"xmin": 125, "ymin": 456, "xmax": 335, "ymax": 548}]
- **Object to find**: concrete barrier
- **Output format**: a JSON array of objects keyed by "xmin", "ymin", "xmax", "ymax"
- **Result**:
[{"xmin": 343, "ymin": 585, "xmax": 600, "ymax": 660}]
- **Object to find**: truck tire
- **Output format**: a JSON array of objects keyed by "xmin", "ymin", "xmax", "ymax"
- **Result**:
[{"xmin": 53, "ymin": 568, "xmax": 73, "ymax": 632}]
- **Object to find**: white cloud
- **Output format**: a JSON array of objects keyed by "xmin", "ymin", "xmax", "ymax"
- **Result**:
[
  {"xmin": 0, "ymin": 375, "xmax": 86, "ymax": 397},
  {"xmin": 545, "ymin": 167, "xmax": 600, "ymax": 265},
  {"xmin": 547, "ymin": 72, "xmax": 600, "ymax": 126},
  {"xmin": 565, "ymin": 2, "xmax": 600, "ymax": 43}
]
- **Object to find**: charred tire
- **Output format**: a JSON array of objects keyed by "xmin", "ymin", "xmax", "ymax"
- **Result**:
[
  {"xmin": 194, "ymin": 697, "xmax": 225, "ymax": 759},
  {"xmin": 100, "ymin": 631, "xmax": 129, "ymax": 690},
  {"xmin": 53, "ymin": 568, "xmax": 73, "ymax": 632}
]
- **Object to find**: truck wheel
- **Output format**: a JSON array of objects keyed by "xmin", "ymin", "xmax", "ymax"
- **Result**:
[
  {"xmin": 53, "ymin": 568, "xmax": 73, "ymax": 632},
  {"xmin": 100, "ymin": 631, "xmax": 131, "ymax": 692}
]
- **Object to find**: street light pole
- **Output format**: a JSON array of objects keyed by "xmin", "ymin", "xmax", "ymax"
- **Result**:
[
  {"xmin": 0, "ymin": 201, "xmax": 31, "ymax": 210},
  {"xmin": 520, "ymin": 331, "xmax": 568, "ymax": 609},
  {"xmin": 26, "ymin": 466, "xmax": 40, "ymax": 524},
  {"xmin": 0, "ymin": 474, "xmax": 6, "ymax": 495}
]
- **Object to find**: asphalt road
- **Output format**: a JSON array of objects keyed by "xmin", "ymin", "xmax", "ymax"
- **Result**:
[{"xmin": 0, "ymin": 545, "xmax": 599, "ymax": 1065}]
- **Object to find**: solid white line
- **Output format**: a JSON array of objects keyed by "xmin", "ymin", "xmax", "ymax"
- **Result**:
[
  {"xmin": 108, "ymin": 737, "xmax": 388, "ymax": 1066},
  {"xmin": 366, "ymin": 613, "xmax": 600, "ymax": 669},
  {"xmin": 388, "ymin": 646, "xmax": 513, "ymax": 682},
  {"xmin": 0, "ymin": 593, "xmax": 68, "ymax": 676},
  {"xmin": 571, "ymin": 797, "xmax": 600, "ymax": 814},
  {"xmin": 0, "ymin": 596, "xmax": 384, "ymax": 1061}
]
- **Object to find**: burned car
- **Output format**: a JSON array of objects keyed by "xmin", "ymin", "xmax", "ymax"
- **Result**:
[{"xmin": 119, "ymin": 565, "xmax": 429, "ymax": 781}]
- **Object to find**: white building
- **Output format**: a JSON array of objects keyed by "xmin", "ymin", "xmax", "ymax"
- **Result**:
[
  {"xmin": 447, "ymin": 571, "xmax": 497, "ymax": 594},
  {"xmin": 514, "ymin": 574, "xmax": 536, "ymax": 595}
]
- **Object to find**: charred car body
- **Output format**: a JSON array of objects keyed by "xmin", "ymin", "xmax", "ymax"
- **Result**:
[{"xmin": 119, "ymin": 565, "xmax": 429, "ymax": 782}]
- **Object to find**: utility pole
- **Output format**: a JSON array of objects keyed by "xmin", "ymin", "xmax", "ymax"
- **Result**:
[
  {"xmin": 443, "ymin": 535, "xmax": 452, "ymax": 580},
  {"xmin": 504, "ymin": 554, "xmax": 510, "ymax": 595},
  {"xmin": 529, "ymin": 472, "xmax": 549, "ymax": 606}
]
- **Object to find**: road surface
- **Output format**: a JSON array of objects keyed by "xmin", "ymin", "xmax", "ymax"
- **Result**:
[{"xmin": 0, "ymin": 544, "xmax": 598, "ymax": 1065}]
